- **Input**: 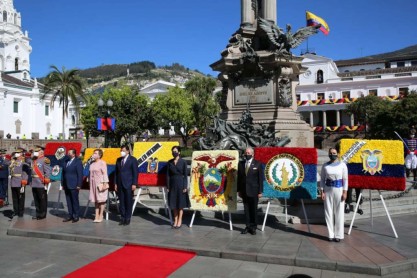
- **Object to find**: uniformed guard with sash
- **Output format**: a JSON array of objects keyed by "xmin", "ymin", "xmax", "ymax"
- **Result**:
[
  {"xmin": 30, "ymin": 146, "xmax": 51, "ymax": 220},
  {"xmin": 10, "ymin": 148, "xmax": 31, "ymax": 217},
  {"xmin": 0, "ymin": 149, "xmax": 11, "ymax": 207}
]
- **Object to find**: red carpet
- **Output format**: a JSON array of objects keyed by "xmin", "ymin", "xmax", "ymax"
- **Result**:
[{"xmin": 64, "ymin": 245, "xmax": 196, "ymax": 278}]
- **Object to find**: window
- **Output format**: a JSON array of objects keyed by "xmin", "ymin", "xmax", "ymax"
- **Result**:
[
  {"xmin": 342, "ymin": 91, "xmax": 350, "ymax": 98},
  {"xmin": 296, "ymin": 94, "xmax": 300, "ymax": 101},
  {"xmin": 397, "ymin": 61, "xmax": 405, "ymax": 68},
  {"xmin": 3, "ymin": 11, "xmax": 7, "ymax": 22},
  {"xmin": 316, "ymin": 70, "xmax": 324, "ymax": 84},
  {"xmin": 412, "ymin": 61, "xmax": 417, "ymax": 67},
  {"xmin": 45, "ymin": 105, "xmax": 49, "ymax": 116},
  {"xmin": 13, "ymin": 101, "xmax": 18, "ymax": 113},
  {"xmin": 14, "ymin": 58, "xmax": 18, "ymax": 71},
  {"xmin": 399, "ymin": 87, "xmax": 409, "ymax": 97},
  {"xmin": 369, "ymin": 89, "xmax": 377, "ymax": 96},
  {"xmin": 317, "ymin": 93, "xmax": 324, "ymax": 100}
]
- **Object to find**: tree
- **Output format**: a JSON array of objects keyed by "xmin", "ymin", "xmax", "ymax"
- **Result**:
[
  {"xmin": 80, "ymin": 86, "xmax": 156, "ymax": 146},
  {"xmin": 185, "ymin": 76, "xmax": 220, "ymax": 133},
  {"xmin": 152, "ymin": 86, "xmax": 193, "ymax": 146},
  {"xmin": 42, "ymin": 65, "xmax": 85, "ymax": 140},
  {"xmin": 346, "ymin": 92, "xmax": 417, "ymax": 139}
]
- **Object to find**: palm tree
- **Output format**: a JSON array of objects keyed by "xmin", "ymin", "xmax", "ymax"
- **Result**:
[{"xmin": 42, "ymin": 65, "xmax": 85, "ymax": 140}]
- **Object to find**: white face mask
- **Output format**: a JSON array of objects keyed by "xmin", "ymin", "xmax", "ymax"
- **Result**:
[
  {"xmin": 14, "ymin": 153, "xmax": 21, "ymax": 158},
  {"xmin": 121, "ymin": 151, "xmax": 127, "ymax": 157},
  {"xmin": 33, "ymin": 152, "xmax": 39, "ymax": 157}
]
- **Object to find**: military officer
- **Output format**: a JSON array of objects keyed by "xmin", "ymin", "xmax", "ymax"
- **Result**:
[
  {"xmin": 30, "ymin": 146, "xmax": 51, "ymax": 220},
  {"xmin": 10, "ymin": 148, "xmax": 31, "ymax": 217},
  {"xmin": 0, "ymin": 149, "xmax": 11, "ymax": 207},
  {"xmin": 405, "ymin": 127, "xmax": 417, "ymax": 181}
]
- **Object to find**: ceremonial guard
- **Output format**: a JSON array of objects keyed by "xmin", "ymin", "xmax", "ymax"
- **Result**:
[
  {"xmin": 0, "ymin": 149, "xmax": 11, "ymax": 207},
  {"xmin": 405, "ymin": 127, "xmax": 417, "ymax": 181},
  {"xmin": 9, "ymin": 148, "xmax": 31, "ymax": 217},
  {"xmin": 30, "ymin": 146, "xmax": 51, "ymax": 220}
]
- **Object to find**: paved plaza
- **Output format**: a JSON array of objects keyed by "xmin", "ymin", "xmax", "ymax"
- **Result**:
[{"xmin": 1, "ymin": 184, "xmax": 417, "ymax": 277}]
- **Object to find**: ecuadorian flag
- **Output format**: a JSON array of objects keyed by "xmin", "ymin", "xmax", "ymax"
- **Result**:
[
  {"xmin": 306, "ymin": 11, "xmax": 330, "ymax": 35},
  {"xmin": 82, "ymin": 148, "xmax": 119, "ymax": 190},
  {"xmin": 340, "ymin": 139, "xmax": 405, "ymax": 191},
  {"xmin": 255, "ymin": 147, "xmax": 317, "ymax": 200}
]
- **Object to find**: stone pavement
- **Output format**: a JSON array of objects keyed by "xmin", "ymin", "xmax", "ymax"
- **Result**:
[{"xmin": 2, "ymin": 184, "xmax": 417, "ymax": 277}]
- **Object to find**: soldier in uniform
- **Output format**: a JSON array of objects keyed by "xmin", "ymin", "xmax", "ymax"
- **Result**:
[
  {"xmin": 29, "ymin": 146, "xmax": 51, "ymax": 220},
  {"xmin": 0, "ymin": 149, "xmax": 11, "ymax": 207},
  {"xmin": 405, "ymin": 127, "xmax": 417, "ymax": 181},
  {"xmin": 9, "ymin": 148, "xmax": 31, "ymax": 217}
]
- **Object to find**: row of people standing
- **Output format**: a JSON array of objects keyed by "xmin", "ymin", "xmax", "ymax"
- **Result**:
[{"xmin": 1, "ymin": 147, "xmax": 51, "ymax": 219}]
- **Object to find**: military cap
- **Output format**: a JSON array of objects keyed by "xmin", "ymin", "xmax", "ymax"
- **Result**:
[
  {"xmin": 0, "ymin": 149, "xmax": 7, "ymax": 154},
  {"xmin": 33, "ymin": 145, "xmax": 45, "ymax": 152},
  {"xmin": 12, "ymin": 148, "xmax": 26, "ymax": 154}
]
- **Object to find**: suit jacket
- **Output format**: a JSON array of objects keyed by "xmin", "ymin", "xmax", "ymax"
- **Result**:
[
  {"xmin": 237, "ymin": 159, "xmax": 264, "ymax": 198},
  {"xmin": 62, "ymin": 158, "xmax": 83, "ymax": 190},
  {"xmin": 115, "ymin": 155, "xmax": 138, "ymax": 189},
  {"xmin": 30, "ymin": 156, "xmax": 52, "ymax": 188}
]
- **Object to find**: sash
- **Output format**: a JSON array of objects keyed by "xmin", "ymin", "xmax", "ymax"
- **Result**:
[{"xmin": 33, "ymin": 160, "xmax": 45, "ymax": 183}]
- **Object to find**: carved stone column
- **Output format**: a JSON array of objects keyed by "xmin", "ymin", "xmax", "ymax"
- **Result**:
[
  {"xmin": 351, "ymin": 114, "xmax": 355, "ymax": 126},
  {"xmin": 262, "ymin": 0, "xmax": 276, "ymax": 24},
  {"xmin": 241, "ymin": 0, "xmax": 253, "ymax": 27},
  {"xmin": 323, "ymin": 111, "xmax": 327, "ymax": 128}
]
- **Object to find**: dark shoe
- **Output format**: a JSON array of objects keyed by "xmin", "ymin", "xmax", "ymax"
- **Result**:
[
  {"xmin": 119, "ymin": 219, "xmax": 125, "ymax": 226},
  {"xmin": 32, "ymin": 216, "xmax": 38, "ymax": 220},
  {"xmin": 124, "ymin": 219, "xmax": 131, "ymax": 226},
  {"xmin": 328, "ymin": 238, "xmax": 334, "ymax": 242},
  {"xmin": 344, "ymin": 204, "xmax": 350, "ymax": 214},
  {"xmin": 72, "ymin": 218, "xmax": 79, "ymax": 223},
  {"xmin": 335, "ymin": 238, "xmax": 341, "ymax": 242},
  {"xmin": 249, "ymin": 228, "xmax": 257, "ymax": 235},
  {"xmin": 63, "ymin": 218, "xmax": 73, "ymax": 222},
  {"xmin": 241, "ymin": 227, "xmax": 250, "ymax": 234},
  {"xmin": 18, "ymin": 214, "xmax": 24, "ymax": 218}
]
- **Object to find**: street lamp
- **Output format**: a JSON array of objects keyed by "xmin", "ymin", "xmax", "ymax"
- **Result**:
[{"xmin": 98, "ymin": 97, "xmax": 113, "ymax": 147}]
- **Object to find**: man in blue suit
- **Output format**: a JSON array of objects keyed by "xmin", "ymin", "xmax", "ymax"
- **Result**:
[
  {"xmin": 61, "ymin": 148, "xmax": 83, "ymax": 223},
  {"xmin": 115, "ymin": 145, "xmax": 138, "ymax": 226}
]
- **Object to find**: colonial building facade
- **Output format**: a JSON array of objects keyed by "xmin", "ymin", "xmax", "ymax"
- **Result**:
[
  {"xmin": 296, "ymin": 46, "xmax": 417, "ymax": 136},
  {"xmin": 0, "ymin": 0, "xmax": 75, "ymax": 140}
]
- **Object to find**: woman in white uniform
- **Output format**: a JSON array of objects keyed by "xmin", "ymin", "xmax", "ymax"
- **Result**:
[{"xmin": 320, "ymin": 148, "xmax": 348, "ymax": 242}]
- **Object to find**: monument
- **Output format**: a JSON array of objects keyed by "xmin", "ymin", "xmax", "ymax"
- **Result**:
[{"xmin": 210, "ymin": 0, "xmax": 320, "ymax": 147}]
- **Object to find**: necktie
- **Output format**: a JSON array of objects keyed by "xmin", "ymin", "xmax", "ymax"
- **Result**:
[
  {"xmin": 121, "ymin": 158, "xmax": 125, "ymax": 167},
  {"xmin": 67, "ymin": 159, "xmax": 72, "ymax": 167},
  {"xmin": 245, "ymin": 161, "xmax": 250, "ymax": 175}
]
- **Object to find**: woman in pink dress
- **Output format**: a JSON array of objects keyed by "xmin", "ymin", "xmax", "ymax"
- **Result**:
[{"xmin": 89, "ymin": 149, "xmax": 109, "ymax": 223}]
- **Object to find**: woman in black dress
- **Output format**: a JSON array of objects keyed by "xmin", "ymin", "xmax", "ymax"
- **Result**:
[{"xmin": 167, "ymin": 146, "xmax": 190, "ymax": 228}]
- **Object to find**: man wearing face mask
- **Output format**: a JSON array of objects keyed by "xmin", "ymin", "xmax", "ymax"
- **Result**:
[
  {"xmin": 9, "ymin": 148, "xmax": 31, "ymax": 217},
  {"xmin": 114, "ymin": 145, "xmax": 138, "ymax": 226},
  {"xmin": 0, "ymin": 149, "xmax": 11, "ymax": 207},
  {"xmin": 320, "ymin": 147, "xmax": 348, "ymax": 242},
  {"xmin": 29, "ymin": 146, "xmax": 51, "ymax": 220},
  {"xmin": 237, "ymin": 147, "xmax": 263, "ymax": 235},
  {"xmin": 61, "ymin": 149, "xmax": 83, "ymax": 223}
]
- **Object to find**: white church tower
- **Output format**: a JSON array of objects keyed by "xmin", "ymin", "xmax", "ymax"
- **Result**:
[{"xmin": 0, "ymin": 0, "xmax": 31, "ymax": 80}]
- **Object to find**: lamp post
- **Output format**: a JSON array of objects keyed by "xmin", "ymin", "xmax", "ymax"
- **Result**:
[{"xmin": 98, "ymin": 97, "xmax": 113, "ymax": 147}]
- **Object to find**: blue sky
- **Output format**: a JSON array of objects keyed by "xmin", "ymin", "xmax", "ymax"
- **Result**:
[{"xmin": 14, "ymin": 0, "xmax": 417, "ymax": 78}]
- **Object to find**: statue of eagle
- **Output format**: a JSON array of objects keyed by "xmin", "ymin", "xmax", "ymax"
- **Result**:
[{"xmin": 258, "ymin": 17, "xmax": 321, "ymax": 55}]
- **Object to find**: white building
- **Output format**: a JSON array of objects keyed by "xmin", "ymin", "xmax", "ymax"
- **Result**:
[
  {"xmin": 139, "ymin": 80, "xmax": 177, "ymax": 100},
  {"xmin": 0, "ymin": 0, "xmax": 75, "ymax": 140},
  {"xmin": 296, "ymin": 46, "xmax": 417, "ymax": 130}
]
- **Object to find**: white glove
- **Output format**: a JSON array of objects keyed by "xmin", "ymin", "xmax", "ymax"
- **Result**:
[{"xmin": 20, "ymin": 187, "xmax": 25, "ymax": 194}]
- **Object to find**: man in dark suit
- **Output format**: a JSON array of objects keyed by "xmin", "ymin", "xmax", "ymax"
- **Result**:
[
  {"xmin": 61, "ymin": 148, "xmax": 83, "ymax": 223},
  {"xmin": 115, "ymin": 145, "xmax": 138, "ymax": 226},
  {"xmin": 237, "ymin": 147, "xmax": 263, "ymax": 235}
]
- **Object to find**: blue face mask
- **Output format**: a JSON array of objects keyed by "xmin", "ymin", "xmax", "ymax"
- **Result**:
[{"xmin": 172, "ymin": 152, "xmax": 179, "ymax": 158}]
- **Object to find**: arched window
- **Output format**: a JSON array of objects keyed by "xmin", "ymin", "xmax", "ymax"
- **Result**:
[
  {"xmin": 23, "ymin": 72, "xmax": 27, "ymax": 79},
  {"xmin": 317, "ymin": 70, "xmax": 324, "ymax": 84},
  {"xmin": 15, "ymin": 58, "xmax": 18, "ymax": 71},
  {"xmin": 71, "ymin": 115, "xmax": 76, "ymax": 125},
  {"xmin": 3, "ymin": 11, "xmax": 7, "ymax": 22}
]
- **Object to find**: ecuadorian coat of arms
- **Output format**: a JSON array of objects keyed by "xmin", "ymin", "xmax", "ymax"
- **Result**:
[
  {"xmin": 265, "ymin": 153, "xmax": 304, "ymax": 192},
  {"xmin": 361, "ymin": 149, "xmax": 383, "ymax": 175}
]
